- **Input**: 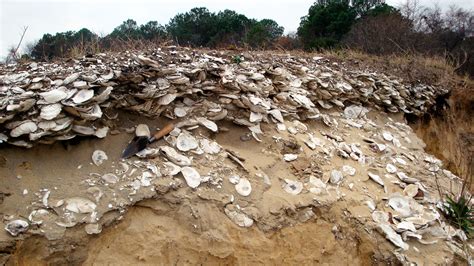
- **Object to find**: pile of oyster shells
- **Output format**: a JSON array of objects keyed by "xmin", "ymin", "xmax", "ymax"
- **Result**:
[{"xmin": 0, "ymin": 46, "xmax": 449, "ymax": 148}]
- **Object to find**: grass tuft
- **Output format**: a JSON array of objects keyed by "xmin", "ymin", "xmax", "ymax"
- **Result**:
[{"xmin": 444, "ymin": 194, "xmax": 474, "ymax": 237}]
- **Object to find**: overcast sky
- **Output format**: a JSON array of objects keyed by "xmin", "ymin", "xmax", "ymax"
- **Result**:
[{"xmin": 1, "ymin": 0, "xmax": 472, "ymax": 58}]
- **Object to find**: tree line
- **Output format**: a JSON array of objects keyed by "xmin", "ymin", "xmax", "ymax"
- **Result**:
[
  {"xmin": 28, "ymin": 7, "xmax": 283, "ymax": 60},
  {"xmin": 17, "ymin": 0, "xmax": 474, "ymax": 76}
]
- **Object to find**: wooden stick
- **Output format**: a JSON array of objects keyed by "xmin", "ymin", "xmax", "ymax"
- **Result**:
[{"xmin": 150, "ymin": 123, "xmax": 174, "ymax": 142}]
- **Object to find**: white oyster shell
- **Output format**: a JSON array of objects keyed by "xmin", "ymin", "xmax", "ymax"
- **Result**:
[
  {"xmin": 40, "ymin": 88, "xmax": 68, "ymax": 103},
  {"xmin": 160, "ymin": 146, "xmax": 191, "ymax": 166},
  {"xmin": 135, "ymin": 124, "xmax": 150, "ymax": 137},
  {"xmin": 92, "ymin": 150, "xmax": 108, "ymax": 166},
  {"xmin": 386, "ymin": 163, "xmax": 397, "ymax": 174},
  {"xmin": 176, "ymin": 131, "xmax": 198, "ymax": 151},
  {"xmin": 65, "ymin": 197, "xmax": 97, "ymax": 213},
  {"xmin": 224, "ymin": 208, "xmax": 253, "ymax": 227},
  {"xmin": 72, "ymin": 89, "xmax": 94, "ymax": 104},
  {"xmin": 330, "ymin": 170, "xmax": 344, "ymax": 184},
  {"xmin": 368, "ymin": 172, "xmax": 384, "ymax": 186},
  {"xmin": 200, "ymin": 139, "xmax": 221, "ymax": 154},
  {"xmin": 382, "ymin": 131, "xmax": 393, "ymax": 142},
  {"xmin": 180, "ymin": 166, "xmax": 201, "ymax": 188},
  {"xmin": 283, "ymin": 154, "xmax": 298, "ymax": 162},
  {"xmin": 5, "ymin": 219, "xmax": 29, "ymax": 236},
  {"xmin": 378, "ymin": 223, "xmax": 409, "ymax": 250},
  {"xmin": 196, "ymin": 117, "xmax": 218, "ymax": 132},
  {"xmin": 40, "ymin": 103, "xmax": 62, "ymax": 120},
  {"xmin": 28, "ymin": 209, "xmax": 50, "ymax": 225},
  {"xmin": 283, "ymin": 179, "xmax": 303, "ymax": 195},
  {"xmin": 161, "ymin": 162, "xmax": 181, "ymax": 176},
  {"xmin": 388, "ymin": 195, "xmax": 412, "ymax": 217},
  {"xmin": 85, "ymin": 223, "xmax": 102, "ymax": 234},
  {"xmin": 10, "ymin": 121, "xmax": 37, "ymax": 137},
  {"xmin": 235, "ymin": 177, "xmax": 252, "ymax": 196},
  {"xmin": 101, "ymin": 173, "xmax": 119, "ymax": 184}
]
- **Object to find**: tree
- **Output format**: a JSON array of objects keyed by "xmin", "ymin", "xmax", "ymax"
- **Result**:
[
  {"xmin": 246, "ymin": 19, "xmax": 284, "ymax": 48},
  {"xmin": 166, "ymin": 7, "xmax": 217, "ymax": 46},
  {"xmin": 109, "ymin": 19, "xmax": 141, "ymax": 40},
  {"xmin": 298, "ymin": 0, "xmax": 357, "ymax": 50},
  {"xmin": 211, "ymin": 9, "xmax": 252, "ymax": 46},
  {"xmin": 139, "ymin": 21, "xmax": 166, "ymax": 40},
  {"xmin": 31, "ymin": 28, "xmax": 97, "ymax": 60}
]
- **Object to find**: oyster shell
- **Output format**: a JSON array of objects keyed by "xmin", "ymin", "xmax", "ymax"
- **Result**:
[
  {"xmin": 224, "ymin": 207, "xmax": 253, "ymax": 227},
  {"xmin": 72, "ymin": 89, "xmax": 94, "ymax": 104},
  {"xmin": 135, "ymin": 124, "xmax": 150, "ymax": 137},
  {"xmin": 235, "ymin": 177, "xmax": 252, "ymax": 196},
  {"xmin": 180, "ymin": 166, "xmax": 201, "ymax": 188},
  {"xmin": 160, "ymin": 146, "xmax": 191, "ymax": 166},
  {"xmin": 330, "ymin": 170, "xmax": 344, "ymax": 184},
  {"xmin": 283, "ymin": 154, "xmax": 298, "ymax": 162},
  {"xmin": 10, "ymin": 121, "xmax": 37, "ymax": 137},
  {"xmin": 40, "ymin": 88, "xmax": 68, "ymax": 103},
  {"xmin": 92, "ymin": 150, "xmax": 108, "ymax": 166},
  {"xmin": 283, "ymin": 179, "xmax": 303, "ymax": 195},
  {"xmin": 40, "ymin": 104, "xmax": 62, "ymax": 120},
  {"xmin": 5, "ymin": 219, "xmax": 29, "ymax": 236},
  {"xmin": 65, "ymin": 197, "xmax": 97, "ymax": 214},
  {"xmin": 378, "ymin": 223, "xmax": 409, "ymax": 250},
  {"xmin": 101, "ymin": 173, "xmax": 119, "ymax": 184},
  {"xmin": 176, "ymin": 131, "xmax": 198, "ymax": 151},
  {"xmin": 196, "ymin": 117, "xmax": 218, "ymax": 132}
]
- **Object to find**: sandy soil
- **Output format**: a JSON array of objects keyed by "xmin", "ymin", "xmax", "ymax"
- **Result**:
[{"xmin": 0, "ymin": 108, "xmax": 469, "ymax": 265}]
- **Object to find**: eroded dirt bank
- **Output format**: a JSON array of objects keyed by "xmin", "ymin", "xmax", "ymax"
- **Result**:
[{"xmin": 408, "ymin": 84, "xmax": 474, "ymax": 185}]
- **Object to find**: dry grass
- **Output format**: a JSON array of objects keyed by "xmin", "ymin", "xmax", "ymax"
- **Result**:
[{"xmin": 318, "ymin": 49, "xmax": 462, "ymax": 87}]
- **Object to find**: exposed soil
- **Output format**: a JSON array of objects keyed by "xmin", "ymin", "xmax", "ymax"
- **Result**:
[{"xmin": 407, "ymin": 82, "xmax": 474, "ymax": 187}]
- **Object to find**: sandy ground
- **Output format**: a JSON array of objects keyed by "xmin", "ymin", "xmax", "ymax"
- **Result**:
[{"xmin": 0, "ymin": 108, "xmax": 469, "ymax": 265}]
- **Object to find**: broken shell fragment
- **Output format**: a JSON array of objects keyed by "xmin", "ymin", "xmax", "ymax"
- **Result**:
[
  {"xmin": 386, "ymin": 163, "xmax": 397, "ymax": 174},
  {"xmin": 342, "ymin": 165, "xmax": 356, "ymax": 176},
  {"xmin": 85, "ymin": 223, "xmax": 102, "ymax": 235},
  {"xmin": 180, "ymin": 166, "xmax": 201, "ymax": 188},
  {"xmin": 101, "ymin": 173, "xmax": 119, "ymax": 184},
  {"xmin": 235, "ymin": 177, "xmax": 252, "ymax": 196},
  {"xmin": 330, "ymin": 170, "xmax": 344, "ymax": 184},
  {"xmin": 368, "ymin": 172, "xmax": 384, "ymax": 186},
  {"xmin": 224, "ymin": 207, "xmax": 253, "ymax": 227},
  {"xmin": 92, "ymin": 150, "xmax": 108, "ymax": 166},
  {"xmin": 135, "ymin": 124, "xmax": 150, "ymax": 137},
  {"xmin": 378, "ymin": 223, "xmax": 409, "ymax": 250},
  {"xmin": 200, "ymin": 139, "xmax": 221, "ymax": 154},
  {"xmin": 161, "ymin": 162, "xmax": 181, "ymax": 176},
  {"xmin": 396, "ymin": 221, "xmax": 417, "ymax": 233},
  {"xmin": 229, "ymin": 175, "xmax": 240, "ymax": 185},
  {"xmin": 5, "ymin": 219, "xmax": 29, "ymax": 236}
]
